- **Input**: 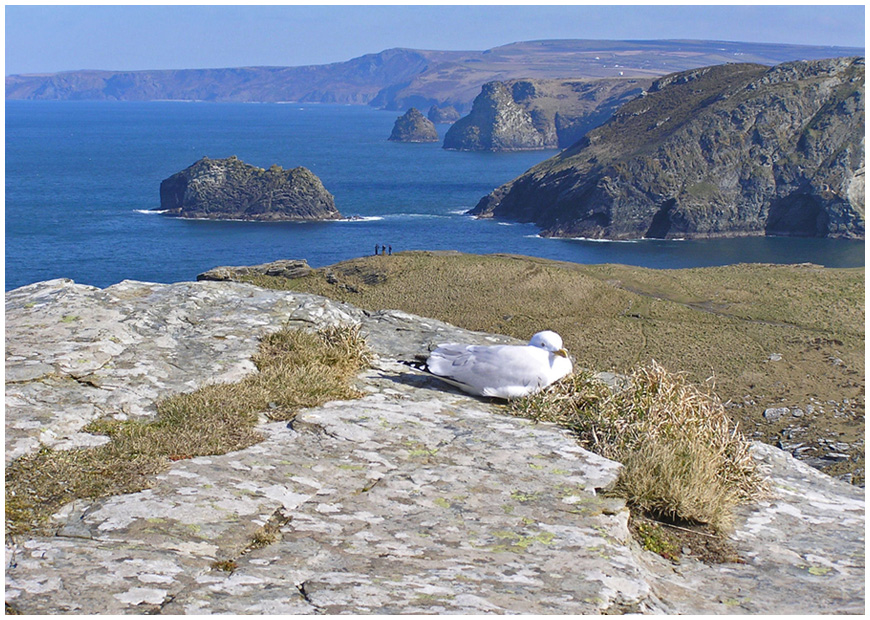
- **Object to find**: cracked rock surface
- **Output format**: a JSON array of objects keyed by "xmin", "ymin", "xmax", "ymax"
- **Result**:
[{"xmin": 5, "ymin": 279, "xmax": 865, "ymax": 614}]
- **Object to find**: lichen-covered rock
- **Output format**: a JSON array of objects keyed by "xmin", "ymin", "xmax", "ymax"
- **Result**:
[
  {"xmin": 197, "ymin": 259, "xmax": 313, "ymax": 282},
  {"xmin": 158, "ymin": 156, "xmax": 341, "ymax": 221},
  {"xmin": 5, "ymin": 278, "xmax": 865, "ymax": 614},
  {"xmin": 388, "ymin": 108, "xmax": 439, "ymax": 143},
  {"xmin": 471, "ymin": 58, "xmax": 865, "ymax": 240}
]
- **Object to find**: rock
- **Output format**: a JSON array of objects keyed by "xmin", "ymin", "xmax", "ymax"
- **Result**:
[
  {"xmin": 197, "ymin": 259, "xmax": 313, "ymax": 282},
  {"xmin": 471, "ymin": 58, "xmax": 865, "ymax": 240},
  {"xmin": 427, "ymin": 104, "xmax": 460, "ymax": 124},
  {"xmin": 444, "ymin": 78, "xmax": 651, "ymax": 151},
  {"xmin": 5, "ymin": 279, "xmax": 865, "ymax": 614},
  {"xmin": 764, "ymin": 407, "xmax": 790, "ymax": 421},
  {"xmin": 388, "ymin": 108, "xmax": 439, "ymax": 143},
  {"xmin": 159, "ymin": 156, "xmax": 341, "ymax": 221}
]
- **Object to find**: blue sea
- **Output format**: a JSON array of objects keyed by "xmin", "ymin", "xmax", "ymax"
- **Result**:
[{"xmin": 5, "ymin": 101, "xmax": 865, "ymax": 291}]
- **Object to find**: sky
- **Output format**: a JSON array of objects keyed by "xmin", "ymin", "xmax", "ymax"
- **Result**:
[{"xmin": 4, "ymin": 3, "xmax": 866, "ymax": 76}]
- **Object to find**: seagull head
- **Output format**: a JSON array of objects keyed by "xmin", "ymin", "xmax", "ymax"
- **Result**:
[{"xmin": 529, "ymin": 330, "xmax": 569, "ymax": 358}]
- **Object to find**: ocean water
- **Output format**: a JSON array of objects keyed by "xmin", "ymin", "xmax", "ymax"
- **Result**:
[{"xmin": 5, "ymin": 101, "xmax": 864, "ymax": 291}]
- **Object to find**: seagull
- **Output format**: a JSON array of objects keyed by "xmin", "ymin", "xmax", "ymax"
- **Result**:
[{"xmin": 402, "ymin": 330, "xmax": 573, "ymax": 399}]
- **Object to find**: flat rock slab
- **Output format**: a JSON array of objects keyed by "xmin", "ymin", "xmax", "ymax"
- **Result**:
[{"xmin": 5, "ymin": 279, "xmax": 865, "ymax": 614}]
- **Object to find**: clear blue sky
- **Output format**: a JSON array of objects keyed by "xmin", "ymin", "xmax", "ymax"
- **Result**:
[{"xmin": 5, "ymin": 4, "xmax": 865, "ymax": 76}]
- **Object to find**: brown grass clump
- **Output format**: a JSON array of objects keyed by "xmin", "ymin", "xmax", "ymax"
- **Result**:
[
  {"xmin": 509, "ymin": 362, "xmax": 762, "ymax": 532},
  {"xmin": 6, "ymin": 325, "xmax": 371, "ymax": 537}
]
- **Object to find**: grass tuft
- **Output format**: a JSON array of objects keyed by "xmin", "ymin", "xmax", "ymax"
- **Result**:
[
  {"xmin": 508, "ymin": 361, "xmax": 762, "ymax": 532},
  {"xmin": 6, "ymin": 325, "xmax": 370, "ymax": 537}
]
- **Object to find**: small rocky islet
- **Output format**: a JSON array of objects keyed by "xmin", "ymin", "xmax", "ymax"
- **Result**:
[
  {"xmin": 388, "ymin": 107, "xmax": 439, "ymax": 143},
  {"xmin": 158, "ymin": 156, "xmax": 341, "ymax": 221}
]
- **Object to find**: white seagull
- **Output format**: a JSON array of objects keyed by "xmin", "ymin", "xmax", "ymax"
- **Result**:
[{"xmin": 403, "ymin": 330, "xmax": 573, "ymax": 399}]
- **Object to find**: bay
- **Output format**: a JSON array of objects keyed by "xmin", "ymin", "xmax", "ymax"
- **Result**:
[{"xmin": 5, "ymin": 101, "xmax": 864, "ymax": 292}]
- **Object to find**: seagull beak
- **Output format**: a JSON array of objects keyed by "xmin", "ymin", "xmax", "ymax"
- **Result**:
[{"xmin": 554, "ymin": 348, "xmax": 568, "ymax": 358}]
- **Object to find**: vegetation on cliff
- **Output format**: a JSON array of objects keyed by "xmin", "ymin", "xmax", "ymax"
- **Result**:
[
  {"xmin": 237, "ymin": 251, "xmax": 864, "ymax": 485},
  {"xmin": 7, "ymin": 40, "xmax": 862, "ymax": 112},
  {"xmin": 471, "ymin": 58, "xmax": 865, "ymax": 240},
  {"xmin": 159, "ymin": 156, "xmax": 341, "ymax": 221},
  {"xmin": 6, "ymin": 326, "xmax": 370, "ymax": 535}
]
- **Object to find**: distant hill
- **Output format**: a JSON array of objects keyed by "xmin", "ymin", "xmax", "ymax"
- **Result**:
[
  {"xmin": 6, "ymin": 39, "xmax": 863, "ymax": 112},
  {"xmin": 470, "ymin": 58, "xmax": 865, "ymax": 240}
]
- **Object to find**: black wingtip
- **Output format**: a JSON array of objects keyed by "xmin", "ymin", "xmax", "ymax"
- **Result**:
[{"xmin": 399, "ymin": 359, "xmax": 429, "ymax": 373}]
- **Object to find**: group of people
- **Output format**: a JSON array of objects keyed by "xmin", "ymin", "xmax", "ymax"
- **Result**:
[{"xmin": 374, "ymin": 244, "xmax": 393, "ymax": 256}]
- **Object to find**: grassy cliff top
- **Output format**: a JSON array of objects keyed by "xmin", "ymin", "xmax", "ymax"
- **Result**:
[{"xmin": 238, "ymin": 251, "xmax": 864, "ymax": 483}]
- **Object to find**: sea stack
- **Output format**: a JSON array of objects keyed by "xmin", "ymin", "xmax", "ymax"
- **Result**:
[
  {"xmin": 159, "ymin": 156, "xmax": 341, "ymax": 221},
  {"xmin": 388, "ymin": 108, "xmax": 439, "ymax": 143}
]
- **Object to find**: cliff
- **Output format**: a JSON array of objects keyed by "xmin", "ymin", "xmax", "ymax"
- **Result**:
[
  {"xmin": 159, "ymin": 156, "xmax": 341, "ymax": 221},
  {"xmin": 5, "ymin": 277, "xmax": 864, "ymax": 614},
  {"xmin": 443, "ymin": 78, "xmax": 651, "ymax": 151},
  {"xmin": 427, "ymin": 104, "xmax": 460, "ymax": 124},
  {"xmin": 471, "ymin": 58, "xmax": 865, "ymax": 240},
  {"xmin": 388, "ymin": 108, "xmax": 439, "ymax": 142},
  {"xmin": 7, "ymin": 40, "xmax": 863, "ymax": 111}
]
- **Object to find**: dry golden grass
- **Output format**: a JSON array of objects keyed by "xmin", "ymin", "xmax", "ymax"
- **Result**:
[
  {"xmin": 252, "ymin": 251, "xmax": 863, "ymax": 484},
  {"xmin": 5, "ymin": 325, "xmax": 370, "ymax": 536},
  {"xmin": 509, "ymin": 362, "xmax": 762, "ymax": 532}
]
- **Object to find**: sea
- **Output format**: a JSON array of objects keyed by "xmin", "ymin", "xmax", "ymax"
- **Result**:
[{"xmin": 5, "ymin": 101, "xmax": 865, "ymax": 292}]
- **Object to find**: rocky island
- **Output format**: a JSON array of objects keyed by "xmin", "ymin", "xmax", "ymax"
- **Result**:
[
  {"xmin": 158, "ymin": 156, "xmax": 341, "ymax": 221},
  {"xmin": 388, "ymin": 108, "xmax": 439, "ymax": 143},
  {"xmin": 443, "ymin": 77, "xmax": 650, "ymax": 151},
  {"xmin": 471, "ymin": 57, "xmax": 865, "ymax": 240}
]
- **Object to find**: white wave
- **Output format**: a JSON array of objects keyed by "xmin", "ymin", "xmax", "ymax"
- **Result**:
[
  {"xmin": 338, "ymin": 216, "xmax": 383, "ymax": 222},
  {"xmin": 134, "ymin": 209, "xmax": 169, "ymax": 215},
  {"xmin": 523, "ymin": 234, "xmax": 639, "ymax": 243},
  {"xmin": 447, "ymin": 209, "xmax": 472, "ymax": 215}
]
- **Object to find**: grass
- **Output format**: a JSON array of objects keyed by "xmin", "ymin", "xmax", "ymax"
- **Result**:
[
  {"xmin": 240, "ymin": 251, "xmax": 864, "ymax": 483},
  {"xmin": 5, "ymin": 325, "xmax": 371, "ymax": 537},
  {"xmin": 508, "ymin": 363, "xmax": 762, "ymax": 532}
]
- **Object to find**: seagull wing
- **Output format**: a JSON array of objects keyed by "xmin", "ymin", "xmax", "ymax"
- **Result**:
[{"xmin": 426, "ymin": 343, "xmax": 564, "ymax": 398}]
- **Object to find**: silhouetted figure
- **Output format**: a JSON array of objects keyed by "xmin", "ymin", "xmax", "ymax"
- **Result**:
[
  {"xmin": 388, "ymin": 245, "xmax": 392, "ymax": 256},
  {"xmin": 374, "ymin": 244, "xmax": 380, "ymax": 256}
]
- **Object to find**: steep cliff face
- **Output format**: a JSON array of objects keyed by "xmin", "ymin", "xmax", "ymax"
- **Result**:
[
  {"xmin": 443, "ymin": 78, "xmax": 650, "ymax": 151},
  {"xmin": 471, "ymin": 58, "xmax": 865, "ymax": 240},
  {"xmin": 388, "ymin": 108, "xmax": 439, "ymax": 142},
  {"xmin": 159, "ymin": 156, "xmax": 340, "ymax": 221}
]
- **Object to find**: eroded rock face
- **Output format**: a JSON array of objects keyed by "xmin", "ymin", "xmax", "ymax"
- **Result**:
[
  {"xmin": 5, "ymin": 279, "xmax": 865, "ymax": 614},
  {"xmin": 443, "ymin": 78, "xmax": 651, "ymax": 151},
  {"xmin": 159, "ymin": 156, "xmax": 341, "ymax": 221},
  {"xmin": 471, "ymin": 58, "xmax": 865, "ymax": 240}
]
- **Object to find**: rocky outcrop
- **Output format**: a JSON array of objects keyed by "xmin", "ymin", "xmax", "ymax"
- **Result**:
[
  {"xmin": 427, "ymin": 104, "xmax": 460, "ymax": 124},
  {"xmin": 471, "ymin": 58, "xmax": 865, "ymax": 240},
  {"xmin": 5, "ymin": 277, "xmax": 865, "ymax": 614},
  {"xmin": 197, "ymin": 259, "xmax": 314, "ymax": 282},
  {"xmin": 158, "ymin": 156, "xmax": 341, "ymax": 221},
  {"xmin": 443, "ymin": 78, "xmax": 651, "ymax": 151},
  {"xmin": 388, "ymin": 108, "xmax": 439, "ymax": 142}
]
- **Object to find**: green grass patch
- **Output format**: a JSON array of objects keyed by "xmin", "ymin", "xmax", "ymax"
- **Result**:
[
  {"xmin": 5, "ymin": 325, "xmax": 370, "ymax": 537},
  {"xmin": 508, "ymin": 362, "xmax": 762, "ymax": 532}
]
